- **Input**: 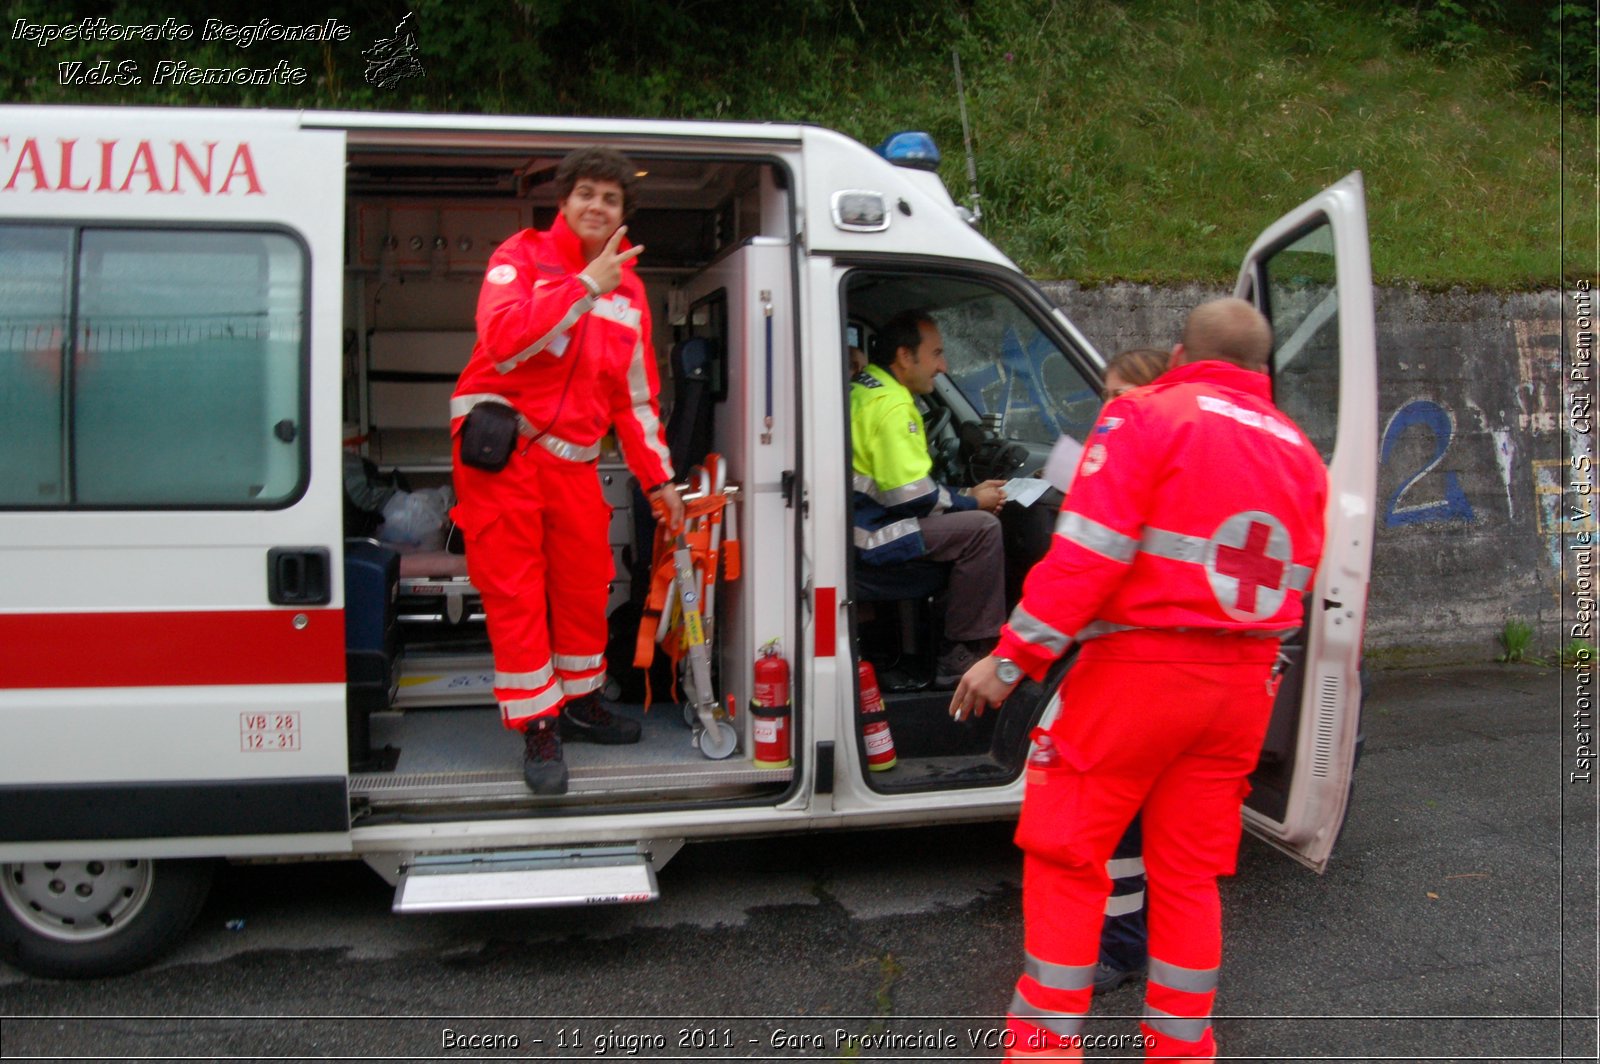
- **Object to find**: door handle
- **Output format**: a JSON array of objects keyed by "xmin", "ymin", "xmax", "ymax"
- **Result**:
[{"xmin": 268, "ymin": 547, "xmax": 332, "ymax": 606}]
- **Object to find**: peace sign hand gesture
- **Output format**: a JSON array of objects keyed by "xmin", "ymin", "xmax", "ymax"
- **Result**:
[{"xmin": 583, "ymin": 225, "xmax": 644, "ymax": 296}]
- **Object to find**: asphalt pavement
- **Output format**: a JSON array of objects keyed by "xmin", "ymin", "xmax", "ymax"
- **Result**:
[{"xmin": 0, "ymin": 662, "xmax": 1592, "ymax": 1062}]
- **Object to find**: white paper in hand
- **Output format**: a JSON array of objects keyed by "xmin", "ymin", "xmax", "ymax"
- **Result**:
[
  {"xmin": 1043, "ymin": 435, "xmax": 1084, "ymax": 492},
  {"xmin": 1001, "ymin": 477, "xmax": 1051, "ymax": 509}
]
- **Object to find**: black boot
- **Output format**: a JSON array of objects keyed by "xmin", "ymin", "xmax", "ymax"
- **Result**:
[
  {"xmin": 561, "ymin": 693, "xmax": 642, "ymax": 744},
  {"xmin": 522, "ymin": 717, "xmax": 568, "ymax": 795}
]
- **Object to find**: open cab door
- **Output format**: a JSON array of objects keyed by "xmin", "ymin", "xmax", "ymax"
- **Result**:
[{"xmin": 1235, "ymin": 172, "xmax": 1377, "ymax": 872}]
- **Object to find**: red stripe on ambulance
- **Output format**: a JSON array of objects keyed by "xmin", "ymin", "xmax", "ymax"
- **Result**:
[
  {"xmin": 814, "ymin": 586, "xmax": 836, "ymax": 658},
  {"xmin": 0, "ymin": 610, "xmax": 344, "ymax": 688}
]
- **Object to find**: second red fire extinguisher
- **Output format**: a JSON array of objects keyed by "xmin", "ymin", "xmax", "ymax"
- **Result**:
[
  {"xmin": 856, "ymin": 660, "xmax": 897, "ymax": 772},
  {"xmin": 751, "ymin": 640, "xmax": 791, "ymax": 770}
]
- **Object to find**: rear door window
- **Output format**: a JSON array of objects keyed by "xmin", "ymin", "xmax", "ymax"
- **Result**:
[{"xmin": 0, "ymin": 226, "xmax": 307, "ymax": 509}]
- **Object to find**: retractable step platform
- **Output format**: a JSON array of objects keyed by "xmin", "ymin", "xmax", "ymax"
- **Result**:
[{"xmin": 391, "ymin": 845, "xmax": 664, "ymax": 913}]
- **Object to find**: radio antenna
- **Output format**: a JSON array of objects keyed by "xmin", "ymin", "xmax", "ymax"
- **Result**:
[{"xmin": 952, "ymin": 48, "xmax": 982, "ymax": 226}]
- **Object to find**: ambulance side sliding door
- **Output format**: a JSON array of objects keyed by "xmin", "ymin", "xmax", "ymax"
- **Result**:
[{"xmin": 0, "ymin": 118, "xmax": 350, "ymax": 859}]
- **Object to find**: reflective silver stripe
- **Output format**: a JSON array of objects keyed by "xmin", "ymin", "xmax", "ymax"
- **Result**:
[
  {"xmin": 1106, "ymin": 856, "xmax": 1145, "ymax": 879},
  {"xmin": 451, "ymin": 393, "xmax": 505, "ymax": 419},
  {"xmin": 871, "ymin": 476, "xmax": 935, "ymax": 507},
  {"xmin": 935, "ymin": 486, "xmax": 953, "ymax": 511},
  {"xmin": 1104, "ymin": 890, "xmax": 1145, "ymax": 917},
  {"xmin": 590, "ymin": 293, "xmax": 643, "ymax": 331},
  {"xmin": 453, "ymin": 393, "xmax": 596, "ymax": 460},
  {"xmin": 451, "ymin": 393, "xmax": 537, "ymax": 437},
  {"xmin": 625, "ymin": 336, "xmax": 673, "ymax": 472},
  {"xmin": 561, "ymin": 672, "xmax": 606, "ymax": 696},
  {"xmin": 494, "ymin": 664, "xmax": 555, "ymax": 691},
  {"xmin": 853, "ymin": 472, "xmax": 878, "ymax": 496},
  {"xmin": 538, "ymin": 433, "xmax": 601, "ymax": 463},
  {"xmin": 495, "ymin": 297, "xmax": 593, "ymax": 373},
  {"xmin": 1077, "ymin": 620, "xmax": 1140, "ymax": 642},
  {"xmin": 1142, "ymin": 1006, "xmax": 1212, "ymax": 1042},
  {"xmin": 1008, "ymin": 990, "xmax": 1085, "ymax": 1037},
  {"xmin": 1141, "ymin": 526, "xmax": 1208, "ymax": 564},
  {"xmin": 854, "ymin": 517, "xmax": 920, "ymax": 552},
  {"xmin": 1008, "ymin": 603, "xmax": 1072, "ymax": 656},
  {"xmin": 1023, "ymin": 953, "xmax": 1097, "ymax": 991},
  {"xmin": 1148, "ymin": 958, "xmax": 1218, "ymax": 995},
  {"xmin": 1055, "ymin": 511, "xmax": 1138, "ymax": 563},
  {"xmin": 1143, "ymin": 527, "xmax": 1311, "ymax": 593},
  {"xmin": 554, "ymin": 652, "xmax": 604, "ymax": 672},
  {"xmin": 1079, "ymin": 620, "xmax": 1299, "ymax": 642},
  {"xmin": 500, "ymin": 684, "xmax": 565, "ymax": 721}
]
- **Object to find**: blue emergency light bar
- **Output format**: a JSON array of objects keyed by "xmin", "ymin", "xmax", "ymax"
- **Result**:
[{"xmin": 875, "ymin": 131, "xmax": 942, "ymax": 172}]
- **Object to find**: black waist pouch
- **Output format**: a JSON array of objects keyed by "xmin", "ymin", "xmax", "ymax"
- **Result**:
[{"xmin": 459, "ymin": 402, "xmax": 520, "ymax": 472}]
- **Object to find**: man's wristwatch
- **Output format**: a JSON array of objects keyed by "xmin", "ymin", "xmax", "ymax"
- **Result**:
[{"xmin": 994, "ymin": 657, "xmax": 1022, "ymax": 685}]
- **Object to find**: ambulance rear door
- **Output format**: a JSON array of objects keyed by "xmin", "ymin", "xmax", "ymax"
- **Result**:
[
  {"xmin": 0, "ymin": 107, "xmax": 351, "ymax": 859},
  {"xmin": 1233, "ymin": 171, "xmax": 1378, "ymax": 872}
]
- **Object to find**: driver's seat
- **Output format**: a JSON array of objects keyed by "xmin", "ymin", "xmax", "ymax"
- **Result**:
[{"xmin": 854, "ymin": 557, "xmax": 948, "ymax": 690}]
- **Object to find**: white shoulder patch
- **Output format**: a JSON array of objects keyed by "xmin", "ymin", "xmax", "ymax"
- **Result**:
[
  {"xmin": 486, "ymin": 264, "xmax": 517, "ymax": 285},
  {"xmin": 1080, "ymin": 443, "xmax": 1108, "ymax": 476}
]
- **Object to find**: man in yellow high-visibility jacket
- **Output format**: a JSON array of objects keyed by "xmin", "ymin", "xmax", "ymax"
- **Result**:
[{"xmin": 850, "ymin": 309, "xmax": 1007, "ymax": 686}]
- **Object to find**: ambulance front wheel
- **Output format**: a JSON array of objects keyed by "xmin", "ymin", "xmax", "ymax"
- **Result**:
[
  {"xmin": 698, "ymin": 720, "xmax": 737, "ymax": 760},
  {"xmin": 0, "ymin": 857, "xmax": 213, "ymax": 979}
]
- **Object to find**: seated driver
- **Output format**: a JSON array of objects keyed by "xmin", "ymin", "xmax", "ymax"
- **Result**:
[{"xmin": 850, "ymin": 309, "xmax": 1007, "ymax": 686}]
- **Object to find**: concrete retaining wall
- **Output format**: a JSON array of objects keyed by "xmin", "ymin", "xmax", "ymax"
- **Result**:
[{"xmin": 1037, "ymin": 281, "xmax": 1578, "ymax": 663}]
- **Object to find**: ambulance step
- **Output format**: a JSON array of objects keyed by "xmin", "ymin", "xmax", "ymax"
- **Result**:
[{"xmin": 393, "ymin": 847, "xmax": 658, "ymax": 913}]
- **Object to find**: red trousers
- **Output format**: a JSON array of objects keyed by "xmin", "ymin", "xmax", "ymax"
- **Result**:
[
  {"xmin": 1008, "ymin": 630, "xmax": 1279, "ymax": 1060},
  {"xmin": 452, "ymin": 440, "xmax": 613, "ymax": 730}
]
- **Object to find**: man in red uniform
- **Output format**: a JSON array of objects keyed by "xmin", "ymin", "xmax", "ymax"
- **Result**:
[
  {"xmin": 451, "ymin": 147, "xmax": 683, "ymax": 796},
  {"xmin": 950, "ymin": 298, "xmax": 1327, "ymax": 1060}
]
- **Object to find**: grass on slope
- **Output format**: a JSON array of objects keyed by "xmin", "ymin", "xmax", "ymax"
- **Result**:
[
  {"xmin": 722, "ymin": 0, "xmax": 1592, "ymax": 288},
  {"xmin": 3, "ymin": 0, "xmax": 1589, "ymax": 287}
]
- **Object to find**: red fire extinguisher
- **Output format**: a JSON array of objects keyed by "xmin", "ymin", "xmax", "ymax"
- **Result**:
[
  {"xmin": 857, "ymin": 660, "xmax": 897, "ymax": 772},
  {"xmin": 751, "ymin": 640, "xmax": 792, "ymax": 769}
]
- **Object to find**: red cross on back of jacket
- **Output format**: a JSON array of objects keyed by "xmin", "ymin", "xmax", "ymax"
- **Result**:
[{"xmin": 996, "ymin": 359, "xmax": 1328, "ymax": 676}]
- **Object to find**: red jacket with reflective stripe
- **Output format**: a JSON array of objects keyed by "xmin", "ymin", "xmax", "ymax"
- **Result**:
[
  {"xmin": 452, "ymin": 214, "xmax": 674, "ymax": 488},
  {"xmin": 996, "ymin": 360, "xmax": 1328, "ymax": 678}
]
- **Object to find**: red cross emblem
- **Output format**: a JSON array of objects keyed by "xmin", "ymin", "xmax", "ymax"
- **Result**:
[
  {"xmin": 1216, "ymin": 521, "xmax": 1287, "ymax": 613},
  {"xmin": 1205, "ymin": 511, "xmax": 1292, "ymax": 620}
]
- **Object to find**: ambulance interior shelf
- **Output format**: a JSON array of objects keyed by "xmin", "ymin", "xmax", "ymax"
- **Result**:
[{"xmin": 360, "ymin": 330, "xmax": 476, "ymax": 472}]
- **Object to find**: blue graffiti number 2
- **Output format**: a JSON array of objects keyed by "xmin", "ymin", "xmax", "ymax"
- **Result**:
[{"xmin": 1380, "ymin": 399, "xmax": 1474, "ymax": 526}]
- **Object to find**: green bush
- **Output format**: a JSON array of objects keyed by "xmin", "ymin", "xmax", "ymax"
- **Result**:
[
  {"xmin": 1385, "ymin": 0, "xmax": 1598, "ymax": 110},
  {"xmin": 1497, "ymin": 618, "xmax": 1535, "ymax": 663}
]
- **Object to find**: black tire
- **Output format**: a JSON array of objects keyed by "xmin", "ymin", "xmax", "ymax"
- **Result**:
[{"xmin": 0, "ymin": 857, "xmax": 213, "ymax": 979}]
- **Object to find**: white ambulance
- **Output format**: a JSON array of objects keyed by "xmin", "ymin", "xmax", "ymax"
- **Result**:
[{"xmin": 0, "ymin": 106, "xmax": 1376, "ymax": 978}]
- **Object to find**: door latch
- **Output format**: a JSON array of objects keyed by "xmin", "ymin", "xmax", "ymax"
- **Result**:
[{"xmin": 268, "ymin": 547, "xmax": 331, "ymax": 606}]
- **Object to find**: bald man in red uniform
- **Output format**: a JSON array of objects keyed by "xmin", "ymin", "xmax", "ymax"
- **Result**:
[{"xmin": 952, "ymin": 298, "xmax": 1327, "ymax": 1060}]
